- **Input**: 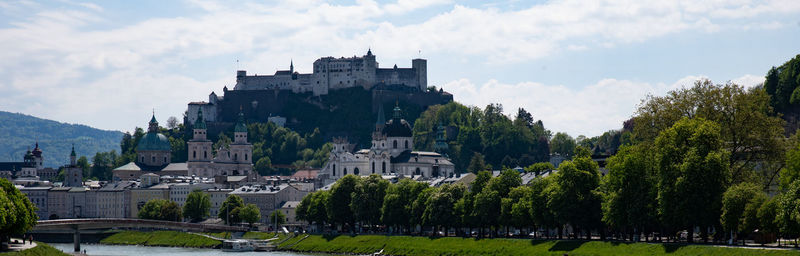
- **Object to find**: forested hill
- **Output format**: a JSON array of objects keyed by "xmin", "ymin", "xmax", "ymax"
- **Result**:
[{"xmin": 0, "ymin": 111, "xmax": 123, "ymax": 168}]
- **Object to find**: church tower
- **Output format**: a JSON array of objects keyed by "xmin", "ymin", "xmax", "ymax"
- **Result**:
[
  {"xmin": 188, "ymin": 108, "xmax": 213, "ymax": 177},
  {"xmin": 64, "ymin": 145, "xmax": 83, "ymax": 187},
  {"xmin": 229, "ymin": 109, "xmax": 253, "ymax": 176}
]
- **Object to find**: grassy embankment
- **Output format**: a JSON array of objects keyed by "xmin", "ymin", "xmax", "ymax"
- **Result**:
[
  {"xmin": 0, "ymin": 242, "xmax": 69, "ymax": 256},
  {"xmin": 278, "ymin": 235, "xmax": 800, "ymax": 256},
  {"xmin": 100, "ymin": 231, "xmax": 221, "ymax": 248}
]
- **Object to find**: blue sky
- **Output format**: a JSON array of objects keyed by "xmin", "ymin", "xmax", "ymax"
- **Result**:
[{"xmin": 0, "ymin": 0, "xmax": 798, "ymax": 137}]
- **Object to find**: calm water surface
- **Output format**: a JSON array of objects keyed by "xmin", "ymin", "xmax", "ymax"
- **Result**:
[{"xmin": 50, "ymin": 243, "xmax": 320, "ymax": 256}]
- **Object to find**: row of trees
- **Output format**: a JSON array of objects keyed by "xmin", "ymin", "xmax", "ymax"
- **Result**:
[{"xmin": 296, "ymin": 79, "xmax": 800, "ymax": 244}]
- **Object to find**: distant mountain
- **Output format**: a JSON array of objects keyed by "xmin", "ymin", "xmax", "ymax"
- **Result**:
[{"xmin": 0, "ymin": 111, "xmax": 123, "ymax": 168}]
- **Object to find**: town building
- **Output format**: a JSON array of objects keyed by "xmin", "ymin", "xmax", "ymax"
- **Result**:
[
  {"xmin": 229, "ymin": 184, "xmax": 306, "ymax": 223},
  {"xmin": 317, "ymin": 104, "xmax": 455, "ymax": 185},
  {"xmin": 207, "ymin": 188, "xmax": 233, "ymax": 218},
  {"xmin": 113, "ymin": 115, "xmax": 188, "ymax": 180},
  {"xmin": 187, "ymin": 109, "xmax": 255, "ymax": 178}
]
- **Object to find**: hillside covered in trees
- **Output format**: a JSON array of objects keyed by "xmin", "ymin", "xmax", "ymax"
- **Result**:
[{"xmin": 0, "ymin": 111, "xmax": 123, "ymax": 168}]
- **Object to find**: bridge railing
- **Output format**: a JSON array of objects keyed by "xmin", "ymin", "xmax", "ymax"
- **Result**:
[{"xmin": 35, "ymin": 218, "xmax": 249, "ymax": 232}]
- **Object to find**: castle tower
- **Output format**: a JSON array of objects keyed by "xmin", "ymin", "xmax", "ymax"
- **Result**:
[
  {"xmin": 229, "ymin": 109, "xmax": 253, "ymax": 176},
  {"xmin": 412, "ymin": 58, "xmax": 427, "ymax": 91}
]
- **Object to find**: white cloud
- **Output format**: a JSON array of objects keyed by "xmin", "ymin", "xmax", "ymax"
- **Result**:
[
  {"xmin": 732, "ymin": 74, "xmax": 765, "ymax": 88},
  {"xmin": 0, "ymin": 0, "xmax": 797, "ymax": 133}
]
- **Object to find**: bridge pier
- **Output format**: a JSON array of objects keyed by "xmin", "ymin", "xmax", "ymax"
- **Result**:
[{"xmin": 73, "ymin": 225, "xmax": 80, "ymax": 252}]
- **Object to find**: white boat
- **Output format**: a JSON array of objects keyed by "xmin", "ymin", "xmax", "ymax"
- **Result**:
[{"xmin": 221, "ymin": 239, "xmax": 255, "ymax": 252}]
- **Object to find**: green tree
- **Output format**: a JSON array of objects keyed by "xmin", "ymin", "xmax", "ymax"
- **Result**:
[
  {"xmin": 183, "ymin": 190, "xmax": 211, "ymax": 222},
  {"xmin": 138, "ymin": 199, "xmax": 182, "ymax": 221},
  {"xmin": 351, "ymin": 174, "xmax": 389, "ymax": 229},
  {"xmin": 77, "ymin": 156, "xmax": 90, "ymax": 179},
  {"xmin": 758, "ymin": 196, "xmax": 780, "ymax": 237},
  {"xmin": 721, "ymin": 183, "xmax": 767, "ymax": 242},
  {"xmin": 634, "ymin": 79, "xmax": 785, "ymax": 186},
  {"xmin": 777, "ymin": 180, "xmax": 800, "ymax": 239},
  {"xmin": 525, "ymin": 162, "xmax": 554, "ymax": 175},
  {"xmin": 472, "ymin": 188, "xmax": 500, "ymax": 237},
  {"xmin": 655, "ymin": 117, "xmax": 730, "ymax": 243},
  {"xmin": 550, "ymin": 132, "xmax": 576, "ymax": 159},
  {"xmin": 487, "ymin": 169, "xmax": 522, "ymax": 198},
  {"xmin": 602, "ymin": 144, "xmax": 657, "ymax": 240},
  {"xmin": 505, "ymin": 186, "xmax": 534, "ymax": 235},
  {"xmin": 327, "ymin": 174, "xmax": 358, "ymax": 230},
  {"xmin": 0, "ymin": 178, "xmax": 38, "ymax": 244},
  {"xmin": 239, "ymin": 204, "xmax": 261, "ymax": 228},
  {"xmin": 255, "ymin": 156, "xmax": 276, "ymax": 176},
  {"xmin": 91, "ymin": 151, "xmax": 118, "ymax": 180},
  {"xmin": 548, "ymin": 157, "xmax": 602, "ymax": 239},
  {"xmin": 423, "ymin": 184, "xmax": 465, "ymax": 235},
  {"xmin": 382, "ymin": 179, "xmax": 429, "ymax": 233},
  {"xmin": 218, "ymin": 194, "xmax": 245, "ymax": 225},
  {"xmin": 467, "ymin": 152, "xmax": 487, "ymax": 174},
  {"xmin": 268, "ymin": 209, "xmax": 285, "ymax": 228}
]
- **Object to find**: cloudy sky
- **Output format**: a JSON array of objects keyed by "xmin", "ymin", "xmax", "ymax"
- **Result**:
[{"xmin": 1, "ymin": 0, "xmax": 799, "ymax": 137}]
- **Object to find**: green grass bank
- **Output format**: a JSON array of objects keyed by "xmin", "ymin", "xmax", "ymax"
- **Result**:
[
  {"xmin": 99, "ymin": 231, "xmax": 221, "ymax": 248},
  {"xmin": 0, "ymin": 242, "xmax": 69, "ymax": 256},
  {"xmin": 278, "ymin": 235, "xmax": 799, "ymax": 256}
]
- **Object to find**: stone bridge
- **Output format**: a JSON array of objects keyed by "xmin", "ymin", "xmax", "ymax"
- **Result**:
[{"xmin": 32, "ymin": 218, "xmax": 248, "ymax": 252}]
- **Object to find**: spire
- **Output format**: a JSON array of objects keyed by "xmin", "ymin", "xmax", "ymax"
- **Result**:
[
  {"xmin": 393, "ymin": 101, "xmax": 402, "ymax": 119},
  {"xmin": 290, "ymin": 59, "xmax": 294, "ymax": 73},
  {"xmin": 148, "ymin": 111, "xmax": 159, "ymax": 133},
  {"xmin": 367, "ymin": 48, "xmax": 372, "ymax": 56},
  {"xmin": 376, "ymin": 103, "xmax": 386, "ymax": 131},
  {"xmin": 70, "ymin": 144, "xmax": 77, "ymax": 166},
  {"xmin": 234, "ymin": 106, "xmax": 247, "ymax": 133},
  {"xmin": 194, "ymin": 108, "xmax": 207, "ymax": 130}
]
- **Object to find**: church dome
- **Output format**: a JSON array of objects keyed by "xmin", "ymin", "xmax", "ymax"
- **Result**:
[
  {"xmin": 136, "ymin": 132, "xmax": 171, "ymax": 151},
  {"xmin": 382, "ymin": 118, "xmax": 412, "ymax": 137},
  {"xmin": 381, "ymin": 103, "xmax": 413, "ymax": 137}
]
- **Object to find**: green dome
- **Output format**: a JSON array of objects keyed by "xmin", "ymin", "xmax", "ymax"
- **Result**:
[{"xmin": 136, "ymin": 132, "xmax": 171, "ymax": 151}]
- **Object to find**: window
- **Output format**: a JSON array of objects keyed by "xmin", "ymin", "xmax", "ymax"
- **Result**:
[
  {"xmin": 344, "ymin": 168, "xmax": 348, "ymax": 175},
  {"xmin": 393, "ymin": 140, "xmax": 397, "ymax": 149},
  {"xmin": 405, "ymin": 140, "xmax": 409, "ymax": 149},
  {"xmin": 382, "ymin": 162, "xmax": 386, "ymax": 173},
  {"xmin": 164, "ymin": 157, "xmax": 167, "ymax": 163},
  {"xmin": 372, "ymin": 162, "xmax": 375, "ymax": 174},
  {"xmin": 234, "ymin": 154, "xmax": 238, "ymax": 160},
  {"xmin": 354, "ymin": 168, "xmax": 359, "ymax": 175},
  {"xmin": 204, "ymin": 151, "xmax": 207, "ymax": 158},
  {"xmin": 245, "ymin": 154, "xmax": 248, "ymax": 161},
  {"xmin": 152, "ymin": 156, "xmax": 155, "ymax": 162},
  {"xmin": 193, "ymin": 151, "xmax": 196, "ymax": 159},
  {"xmin": 333, "ymin": 164, "xmax": 336, "ymax": 176}
]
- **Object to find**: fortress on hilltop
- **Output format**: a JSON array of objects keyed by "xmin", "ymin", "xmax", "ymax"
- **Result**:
[
  {"xmin": 233, "ymin": 49, "xmax": 427, "ymax": 96},
  {"xmin": 185, "ymin": 49, "xmax": 452, "ymax": 146}
]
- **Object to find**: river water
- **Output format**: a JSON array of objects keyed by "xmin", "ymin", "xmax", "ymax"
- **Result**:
[{"xmin": 50, "ymin": 243, "xmax": 319, "ymax": 256}]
